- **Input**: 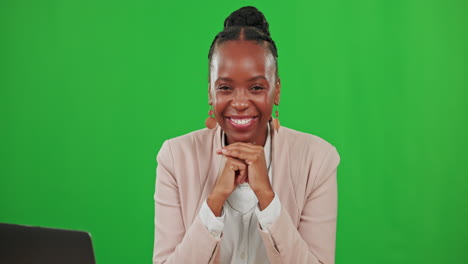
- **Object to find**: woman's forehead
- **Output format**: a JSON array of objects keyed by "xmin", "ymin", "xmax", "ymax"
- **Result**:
[{"xmin": 211, "ymin": 40, "xmax": 276, "ymax": 81}]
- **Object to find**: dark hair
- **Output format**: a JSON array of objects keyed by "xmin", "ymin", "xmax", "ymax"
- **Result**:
[{"xmin": 208, "ymin": 6, "xmax": 279, "ymax": 80}]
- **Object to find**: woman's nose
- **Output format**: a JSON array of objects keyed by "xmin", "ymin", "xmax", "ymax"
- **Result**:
[{"xmin": 231, "ymin": 89, "xmax": 249, "ymax": 111}]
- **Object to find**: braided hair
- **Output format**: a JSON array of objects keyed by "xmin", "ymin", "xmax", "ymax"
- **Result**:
[{"xmin": 208, "ymin": 6, "xmax": 279, "ymax": 80}]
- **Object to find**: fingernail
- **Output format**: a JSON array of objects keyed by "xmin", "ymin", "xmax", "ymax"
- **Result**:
[{"xmin": 222, "ymin": 149, "xmax": 229, "ymax": 153}]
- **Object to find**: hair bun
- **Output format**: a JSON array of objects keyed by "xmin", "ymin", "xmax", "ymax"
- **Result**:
[{"xmin": 223, "ymin": 6, "xmax": 270, "ymax": 36}]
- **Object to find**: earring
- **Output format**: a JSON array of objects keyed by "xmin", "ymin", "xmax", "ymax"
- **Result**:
[
  {"xmin": 205, "ymin": 106, "xmax": 217, "ymax": 129},
  {"xmin": 272, "ymin": 105, "xmax": 280, "ymax": 132}
]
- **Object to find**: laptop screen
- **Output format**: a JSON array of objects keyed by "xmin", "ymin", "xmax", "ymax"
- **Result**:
[{"xmin": 0, "ymin": 223, "xmax": 96, "ymax": 264}]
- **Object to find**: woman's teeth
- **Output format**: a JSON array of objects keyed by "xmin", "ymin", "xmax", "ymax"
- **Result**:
[{"xmin": 230, "ymin": 118, "xmax": 253, "ymax": 125}]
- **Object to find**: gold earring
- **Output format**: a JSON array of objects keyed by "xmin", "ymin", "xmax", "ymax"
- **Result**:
[
  {"xmin": 272, "ymin": 105, "xmax": 280, "ymax": 132},
  {"xmin": 205, "ymin": 106, "xmax": 217, "ymax": 129}
]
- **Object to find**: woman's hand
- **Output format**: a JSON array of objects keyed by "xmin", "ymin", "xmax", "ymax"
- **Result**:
[
  {"xmin": 207, "ymin": 155, "xmax": 248, "ymax": 216},
  {"xmin": 216, "ymin": 142, "xmax": 275, "ymax": 210}
]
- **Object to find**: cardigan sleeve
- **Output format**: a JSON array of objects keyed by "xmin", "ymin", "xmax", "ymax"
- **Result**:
[
  {"xmin": 255, "ymin": 192, "xmax": 282, "ymax": 231},
  {"xmin": 153, "ymin": 140, "xmax": 222, "ymax": 264},
  {"xmin": 199, "ymin": 199, "xmax": 225, "ymax": 239},
  {"xmin": 258, "ymin": 145, "xmax": 341, "ymax": 264}
]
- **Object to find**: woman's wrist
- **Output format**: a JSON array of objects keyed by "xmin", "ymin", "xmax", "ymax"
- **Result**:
[
  {"xmin": 255, "ymin": 189, "xmax": 275, "ymax": 211},
  {"xmin": 207, "ymin": 192, "xmax": 227, "ymax": 217}
]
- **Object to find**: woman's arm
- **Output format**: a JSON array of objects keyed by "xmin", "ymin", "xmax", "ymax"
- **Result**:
[
  {"xmin": 258, "ymin": 145, "xmax": 340, "ymax": 264},
  {"xmin": 152, "ymin": 140, "xmax": 221, "ymax": 264}
]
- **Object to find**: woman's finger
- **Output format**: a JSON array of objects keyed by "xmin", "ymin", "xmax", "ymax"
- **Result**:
[
  {"xmin": 219, "ymin": 145, "xmax": 258, "ymax": 158},
  {"xmin": 223, "ymin": 149, "xmax": 258, "ymax": 162},
  {"xmin": 226, "ymin": 156, "xmax": 247, "ymax": 171},
  {"xmin": 226, "ymin": 157, "xmax": 248, "ymax": 184},
  {"xmin": 237, "ymin": 168, "xmax": 248, "ymax": 184},
  {"xmin": 222, "ymin": 145, "xmax": 264, "ymax": 163},
  {"xmin": 227, "ymin": 142, "xmax": 260, "ymax": 150},
  {"xmin": 216, "ymin": 142, "xmax": 260, "ymax": 154}
]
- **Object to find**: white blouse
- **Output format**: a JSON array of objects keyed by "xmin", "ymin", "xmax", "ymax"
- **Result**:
[{"xmin": 198, "ymin": 123, "xmax": 281, "ymax": 264}]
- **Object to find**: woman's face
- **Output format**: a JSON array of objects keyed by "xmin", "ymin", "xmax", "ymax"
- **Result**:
[{"xmin": 209, "ymin": 40, "xmax": 280, "ymax": 145}]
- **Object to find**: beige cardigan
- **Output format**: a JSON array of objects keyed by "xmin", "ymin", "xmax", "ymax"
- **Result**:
[{"xmin": 153, "ymin": 122, "xmax": 341, "ymax": 264}]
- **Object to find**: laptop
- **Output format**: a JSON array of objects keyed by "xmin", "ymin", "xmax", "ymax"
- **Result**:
[{"xmin": 0, "ymin": 223, "xmax": 96, "ymax": 264}]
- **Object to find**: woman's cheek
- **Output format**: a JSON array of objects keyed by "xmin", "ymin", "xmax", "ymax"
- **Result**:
[{"xmin": 215, "ymin": 95, "xmax": 231, "ymax": 107}]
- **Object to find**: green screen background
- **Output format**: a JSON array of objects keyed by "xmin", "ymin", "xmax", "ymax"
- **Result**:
[{"xmin": 1, "ymin": 0, "xmax": 467, "ymax": 263}]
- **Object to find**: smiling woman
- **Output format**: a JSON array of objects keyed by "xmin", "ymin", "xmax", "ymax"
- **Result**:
[
  {"xmin": 153, "ymin": 6, "xmax": 340, "ymax": 264},
  {"xmin": 209, "ymin": 39, "xmax": 279, "ymax": 145}
]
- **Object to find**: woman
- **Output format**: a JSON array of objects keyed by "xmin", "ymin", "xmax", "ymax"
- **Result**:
[{"xmin": 153, "ymin": 6, "xmax": 340, "ymax": 264}]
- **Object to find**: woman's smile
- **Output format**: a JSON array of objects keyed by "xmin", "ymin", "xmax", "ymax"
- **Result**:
[{"xmin": 226, "ymin": 115, "xmax": 259, "ymax": 130}]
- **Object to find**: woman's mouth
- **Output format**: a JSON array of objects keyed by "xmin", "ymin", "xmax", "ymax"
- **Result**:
[{"xmin": 226, "ymin": 116, "xmax": 258, "ymax": 130}]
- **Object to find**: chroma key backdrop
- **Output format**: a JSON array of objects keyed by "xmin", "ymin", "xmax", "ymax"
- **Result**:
[{"xmin": 1, "ymin": 0, "xmax": 467, "ymax": 263}]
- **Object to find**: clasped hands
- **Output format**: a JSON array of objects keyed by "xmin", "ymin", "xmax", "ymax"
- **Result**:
[{"xmin": 208, "ymin": 142, "xmax": 275, "ymax": 216}]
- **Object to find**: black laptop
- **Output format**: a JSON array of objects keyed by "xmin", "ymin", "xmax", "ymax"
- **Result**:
[{"xmin": 0, "ymin": 223, "xmax": 96, "ymax": 264}]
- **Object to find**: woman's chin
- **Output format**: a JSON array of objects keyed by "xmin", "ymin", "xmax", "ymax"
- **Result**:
[
  {"xmin": 221, "ymin": 120, "xmax": 268, "ymax": 145},
  {"xmin": 223, "ymin": 131, "xmax": 251, "ymax": 143},
  {"xmin": 224, "ymin": 130, "xmax": 262, "ymax": 145}
]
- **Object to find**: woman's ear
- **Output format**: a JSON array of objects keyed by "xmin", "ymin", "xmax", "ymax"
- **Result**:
[
  {"xmin": 208, "ymin": 83, "xmax": 213, "ymax": 105},
  {"xmin": 274, "ymin": 76, "xmax": 281, "ymax": 105}
]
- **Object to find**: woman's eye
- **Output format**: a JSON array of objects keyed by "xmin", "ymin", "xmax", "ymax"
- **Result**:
[
  {"xmin": 217, "ymin": 86, "xmax": 231, "ymax": 91},
  {"xmin": 251, "ymin": 86, "xmax": 264, "ymax": 91}
]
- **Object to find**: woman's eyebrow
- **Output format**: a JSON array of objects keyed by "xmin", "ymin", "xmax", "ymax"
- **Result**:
[
  {"xmin": 247, "ymin": 76, "xmax": 268, "ymax": 82},
  {"xmin": 216, "ymin": 77, "xmax": 234, "ymax": 83},
  {"xmin": 216, "ymin": 76, "xmax": 268, "ymax": 83}
]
